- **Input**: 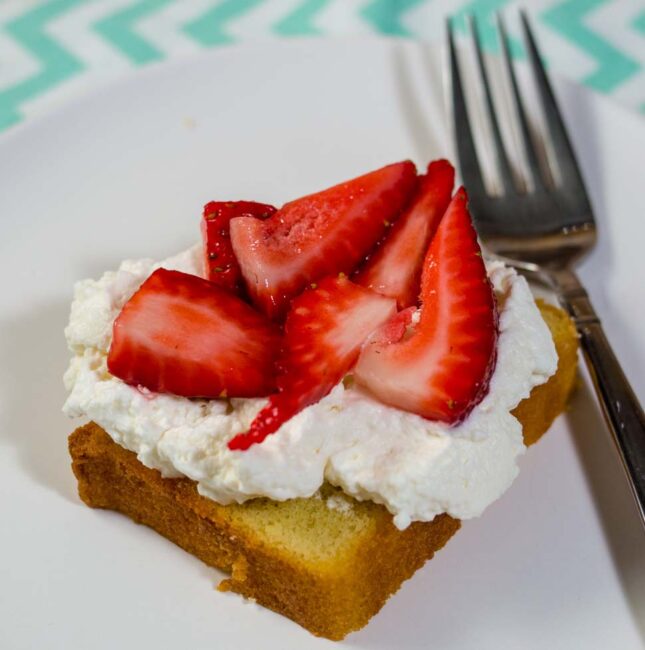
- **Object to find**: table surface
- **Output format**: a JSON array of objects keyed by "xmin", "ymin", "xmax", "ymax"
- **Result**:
[{"xmin": 0, "ymin": 0, "xmax": 644, "ymax": 134}]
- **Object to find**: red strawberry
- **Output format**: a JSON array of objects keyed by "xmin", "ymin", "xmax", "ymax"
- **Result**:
[
  {"xmin": 228, "ymin": 275, "xmax": 397, "ymax": 450},
  {"xmin": 354, "ymin": 188, "xmax": 497, "ymax": 423},
  {"xmin": 108, "ymin": 268, "xmax": 280, "ymax": 399},
  {"xmin": 230, "ymin": 161, "xmax": 417, "ymax": 320},
  {"xmin": 201, "ymin": 201, "xmax": 276, "ymax": 293},
  {"xmin": 355, "ymin": 159, "xmax": 454, "ymax": 308}
]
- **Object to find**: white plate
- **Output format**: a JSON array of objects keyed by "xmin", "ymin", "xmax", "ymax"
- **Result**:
[{"xmin": 0, "ymin": 37, "xmax": 644, "ymax": 650}]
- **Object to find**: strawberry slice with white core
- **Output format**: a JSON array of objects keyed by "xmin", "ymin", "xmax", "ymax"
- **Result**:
[
  {"xmin": 228, "ymin": 275, "xmax": 397, "ymax": 451},
  {"xmin": 354, "ymin": 188, "xmax": 498, "ymax": 423},
  {"xmin": 201, "ymin": 201, "xmax": 276, "ymax": 293},
  {"xmin": 108, "ymin": 269, "xmax": 280, "ymax": 399},
  {"xmin": 230, "ymin": 161, "xmax": 417, "ymax": 320},
  {"xmin": 355, "ymin": 159, "xmax": 454, "ymax": 309}
]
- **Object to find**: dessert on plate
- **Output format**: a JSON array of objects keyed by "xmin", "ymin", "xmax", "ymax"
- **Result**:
[{"xmin": 64, "ymin": 159, "xmax": 578, "ymax": 640}]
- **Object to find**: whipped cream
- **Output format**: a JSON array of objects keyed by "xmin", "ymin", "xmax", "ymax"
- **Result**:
[{"xmin": 63, "ymin": 246, "xmax": 557, "ymax": 529}]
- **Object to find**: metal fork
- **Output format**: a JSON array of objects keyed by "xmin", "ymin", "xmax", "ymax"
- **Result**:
[{"xmin": 448, "ymin": 11, "xmax": 645, "ymax": 523}]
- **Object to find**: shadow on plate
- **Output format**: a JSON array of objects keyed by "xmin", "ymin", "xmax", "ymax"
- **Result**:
[
  {"xmin": 391, "ymin": 42, "xmax": 449, "ymax": 162},
  {"xmin": 558, "ymin": 79, "xmax": 644, "ymax": 379},
  {"xmin": 557, "ymin": 82, "xmax": 645, "ymax": 640},
  {"xmin": 0, "ymin": 300, "xmax": 78, "ymax": 503},
  {"xmin": 566, "ymin": 378, "xmax": 645, "ymax": 641}
]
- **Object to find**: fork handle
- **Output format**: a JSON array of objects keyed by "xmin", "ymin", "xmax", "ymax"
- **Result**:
[{"xmin": 551, "ymin": 269, "xmax": 645, "ymax": 522}]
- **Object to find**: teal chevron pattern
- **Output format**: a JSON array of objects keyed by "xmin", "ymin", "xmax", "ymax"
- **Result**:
[
  {"xmin": 361, "ymin": 0, "xmax": 424, "ymax": 37},
  {"xmin": 633, "ymin": 10, "xmax": 645, "ymax": 35},
  {"xmin": 94, "ymin": 0, "xmax": 176, "ymax": 64},
  {"xmin": 1, "ymin": 0, "xmax": 644, "ymax": 132},
  {"xmin": 273, "ymin": 0, "xmax": 329, "ymax": 36},
  {"xmin": 184, "ymin": 0, "xmax": 267, "ymax": 46},
  {"xmin": 0, "ymin": 0, "xmax": 85, "ymax": 130},
  {"xmin": 543, "ymin": 0, "xmax": 640, "ymax": 93}
]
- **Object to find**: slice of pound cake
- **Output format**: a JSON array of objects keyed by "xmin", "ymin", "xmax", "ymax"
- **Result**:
[{"xmin": 64, "ymin": 160, "xmax": 578, "ymax": 640}]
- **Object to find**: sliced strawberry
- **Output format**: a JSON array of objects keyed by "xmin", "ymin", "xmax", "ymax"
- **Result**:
[
  {"xmin": 228, "ymin": 275, "xmax": 397, "ymax": 450},
  {"xmin": 201, "ymin": 201, "xmax": 276, "ymax": 293},
  {"xmin": 354, "ymin": 188, "xmax": 498, "ymax": 423},
  {"xmin": 355, "ymin": 159, "xmax": 454, "ymax": 308},
  {"xmin": 108, "ymin": 268, "xmax": 280, "ymax": 399},
  {"xmin": 230, "ymin": 161, "xmax": 417, "ymax": 320}
]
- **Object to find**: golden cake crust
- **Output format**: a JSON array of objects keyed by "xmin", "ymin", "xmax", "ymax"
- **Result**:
[{"xmin": 68, "ymin": 300, "xmax": 578, "ymax": 641}]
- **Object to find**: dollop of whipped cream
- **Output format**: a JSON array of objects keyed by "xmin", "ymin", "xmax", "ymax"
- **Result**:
[{"xmin": 63, "ymin": 246, "xmax": 557, "ymax": 529}]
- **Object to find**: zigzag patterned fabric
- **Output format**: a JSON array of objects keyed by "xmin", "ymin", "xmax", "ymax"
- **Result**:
[{"xmin": 0, "ymin": 0, "xmax": 643, "ymax": 132}]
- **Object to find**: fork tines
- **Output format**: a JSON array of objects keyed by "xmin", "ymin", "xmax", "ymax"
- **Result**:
[{"xmin": 447, "ymin": 11, "xmax": 592, "ymax": 229}]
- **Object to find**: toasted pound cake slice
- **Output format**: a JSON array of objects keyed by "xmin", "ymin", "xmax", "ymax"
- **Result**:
[{"xmin": 69, "ymin": 300, "xmax": 577, "ymax": 641}]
